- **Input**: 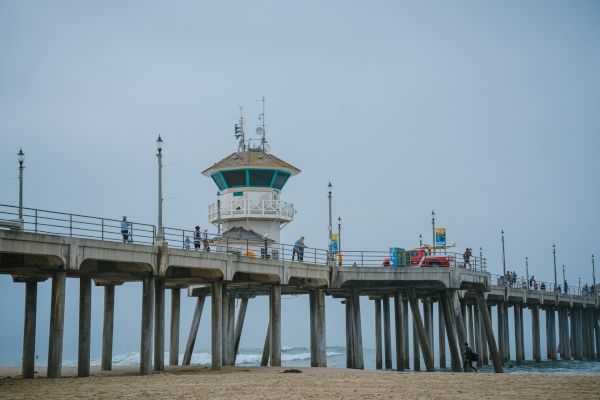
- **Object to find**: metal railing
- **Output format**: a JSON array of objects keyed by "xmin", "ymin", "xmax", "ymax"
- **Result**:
[
  {"xmin": 208, "ymin": 199, "xmax": 295, "ymax": 223},
  {"xmin": 0, "ymin": 204, "xmax": 156, "ymax": 245},
  {"xmin": 491, "ymin": 273, "xmax": 598, "ymax": 297}
]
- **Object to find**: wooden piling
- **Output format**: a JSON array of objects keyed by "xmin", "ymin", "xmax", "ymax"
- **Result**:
[
  {"xmin": 47, "ymin": 271, "xmax": 66, "ymax": 378},
  {"xmin": 182, "ymin": 296, "xmax": 205, "ymax": 365},
  {"xmin": 22, "ymin": 280, "xmax": 37, "ymax": 379},
  {"xmin": 78, "ymin": 276, "xmax": 92, "ymax": 377},
  {"xmin": 140, "ymin": 274, "xmax": 155, "ymax": 375}
]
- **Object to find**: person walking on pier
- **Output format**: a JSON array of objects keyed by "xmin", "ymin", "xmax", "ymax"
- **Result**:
[
  {"xmin": 121, "ymin": 216, "xmax": 131, "ymax": 243},
  {"xmin": 293, "ymin": 236, "xmax": 305, "ymax": 261},
  {"xmin": 194, "ymin": 226, "xmax": 201, "ymax": 250},
  {"xmin": 184, "ymin": 236, "xmax": 191, "ymax": 250},
  {"xmin": 463, "ymin": 342, "xmax": 478, "ymax": 372},
  {"xmin": 203, "ymin": 229, "xmax": 210, "ymax": 252},
  {"xmin": 463, "ymin": 248, "xmax": 472, "ymax": 269}
]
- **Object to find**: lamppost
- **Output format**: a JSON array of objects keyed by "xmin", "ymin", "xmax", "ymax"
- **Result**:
[
  {"xmin": 431, "ymin": 210, "xmax": 435, "ymax": 255},
  {"xmin": 419, "ymin": 234, "xmax": 422, "ymax": 247},
  {"xmin": 217, "ymin": 192, "xmax": 222, "ymax": 235},
  {"xmin": 338, "ymin": 217, "xmax": 342, "ymax": 255},
  {"xmin": 328, "ymin": 182, "xmax": 333, "ymax": 262},
  {"xmin": 525, "ymin": 257, "xmax": 529, "ymax": 287},
  {"xmin": 552, "ymin": 244, "xmax": 557, "ymax": 290},
  {"xmin": 17, "ymin": 148, "xmax": 25, "ymax": 223},
  {"xmin": 156, "ymin": 135, "xmax": 164, "ymax": 241},
  {"xmin": 592, "ymin": 254, "xmax": 596, "ymax": 288},
  {"xmin": 480, "ymin": 246, "xmax": 484, "ymax": 271},
  {"xmin": 562, "ymin": 265, "xmax": 566, "ymax": 293},
  {"xmin": 501, "ymin": 230, "xmax": 506, "ymax": 276}
]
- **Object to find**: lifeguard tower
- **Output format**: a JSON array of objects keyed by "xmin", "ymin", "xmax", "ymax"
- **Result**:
[{"xmin": 202, "ymin": 101, "xmax": 300, "ymax": 256}]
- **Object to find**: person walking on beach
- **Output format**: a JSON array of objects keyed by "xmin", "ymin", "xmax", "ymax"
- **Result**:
[
  {"xmin": 463, "ymin": 342, "xmax": 478, "ymax": 372},
  {"xmin": 193, "ymin": 226, "xmax": 201, "ymax": 250},
  {"xmin": 463, "ymin": 248, "xmax": 472, "ymax": 269},
  {"xmin": 293, "ymin": 236, "xmax": 305, "ymax": 261},
  {"xmin": 121, "ymin": 216, "xmax": 130, "ymax": 243}
]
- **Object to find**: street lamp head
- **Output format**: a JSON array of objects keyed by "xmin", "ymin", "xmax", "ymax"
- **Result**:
[
  {"xmin": 217, "ymin": 191, "xmax": 221, "ymax": 199},
  {"xmin": 431, "ymin": 210, "xmax": 435, "ymax": 217},
  {"xmin": 501, "ymin": 229, "xmax": 504, "ymax": 235},
  {"xmin": 338, "ymin": 216, "xmax": 341, "ymax": 222},
  {"xmin": 17, "ymin": 148, "xmax": 25, "ymax": 165},
  {"xmin": 156, "ymin": 135, "xmax": 163, "ymax": 153}
]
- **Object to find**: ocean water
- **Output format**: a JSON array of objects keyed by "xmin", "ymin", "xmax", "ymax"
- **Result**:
[{"xmin": 46, "ymin": 346, "xmax": 600, "ymax": 374}]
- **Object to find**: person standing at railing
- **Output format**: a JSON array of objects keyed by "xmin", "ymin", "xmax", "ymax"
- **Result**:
[
  {"xmin": 463, "ymin": 248, "xmax": 472, "ymax": 269},
  {"xmin": 184, "ymin": 236, "xmax": 191, "ymax": 250},
  {"xmin": 293, "ymin": 236, "xmax": 305, "ymax": 261},
  {"xmin": 194, "ymin": 226, "xmax": 201, "ymax": 250},
  {"xmin": 564, "ymin": 280, "xmax": 569, "ymax": 294},
  {"xmin": 203, "ymin": 229, "xmax": 210, "ymax": 252},
  {"xmin": 121, "ymin": 216, "xmax": 131, "ymax": 243}
]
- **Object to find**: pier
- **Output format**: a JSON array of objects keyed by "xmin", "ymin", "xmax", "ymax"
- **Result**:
[{"xmin": 1, "ymin": 203, "xmax": 599, "ymax": 378}]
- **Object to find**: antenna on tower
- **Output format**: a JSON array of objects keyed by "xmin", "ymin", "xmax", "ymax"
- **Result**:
[
  {"xmin": 235, "ymin": 106, "xmax": 246, "ymax": 151},
  {"xmin": 256, "ymin": 96, "xmax": 267, "ymax": 152}
]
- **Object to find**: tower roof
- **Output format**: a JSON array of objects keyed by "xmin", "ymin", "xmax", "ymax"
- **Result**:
[{"xmin": 202, "ymin": 151, "xmax": 301, "ymax": 177}]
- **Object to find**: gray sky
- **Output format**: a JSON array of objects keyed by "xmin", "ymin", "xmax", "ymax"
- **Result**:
[{"xmin": 0, "ymin": 0, "xmax": 599, "ymax": 364}]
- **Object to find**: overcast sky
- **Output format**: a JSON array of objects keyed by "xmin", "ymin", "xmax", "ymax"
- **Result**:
[{"xmin": 0, "ymin": 0, "xmax": 599, "ymax": 364}]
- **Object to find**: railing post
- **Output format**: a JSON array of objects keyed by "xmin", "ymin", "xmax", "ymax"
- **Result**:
[
  {"xmin": 101, "ymin": 218, "xmax": 105, "ymax": 240},
  {"xmin": 70, "ymin": 214, "xmax": 73, "ymax": 236},
  {"xmin": 226, "ymin": 236, "xmax": 229, "ymax": 253},
  {"xmin": 182, "ymin": 230, "xmax": 185, "ymax": 249},
  {"xmin": 246, "ymin": 240, "xmax": 249, "ymax": 256},
  {"xmin": 34, "ymin": 209, "xmax": 38, "ymax": 233},
  {"xmin": 361, "ymin": 252, "xmax": 364, "ymax": 267}
]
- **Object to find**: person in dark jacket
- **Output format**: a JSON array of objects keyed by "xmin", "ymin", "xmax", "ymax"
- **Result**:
[{"xmin": 463, "ymin": 342, "xmax": 478, "ymax": 372}]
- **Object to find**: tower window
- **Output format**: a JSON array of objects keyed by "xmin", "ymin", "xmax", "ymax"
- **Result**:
[
  {"xmin": 272, "ymin": 171, "xmax": 290, "ymax": 190},
  {"xmin": 211, "ymin": 173, "xmax": 227, "ymax": 190},
  {"xmin": 249, "ymin": 169, "xmax": 275, "ymax": 186},
  {"xmin": 222, "ymin": 170, "xmax": 247, "ymax": 187}
]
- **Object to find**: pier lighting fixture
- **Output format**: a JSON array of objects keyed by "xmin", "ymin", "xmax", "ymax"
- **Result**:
[
  {"xmin": 17, "ymin": 148, "xmax": 25, "ymax": 223},
  {"xmin": 156, "ymin": 135, "xmax": 164, "ymax": 241},
  {"xmin": 501, "ymin": 230, "xmax": 506, "ymax": 275},
  {"xmin": 431, "ymin": 211, "xmax": 435, "ymax": 255},
  {"xmin": 592, "ymin": 255, "xmax": 596, "ymax": 288},
  {"xmin": 552, "ymin": 244, "xmax": 557, "ymax": 289},
  {"xmin": 338, "ymin": 217, "xmax": 342, "ymax": 266},
  {"xmin": 525, "ymin": 257, "xmax": 529, "ymax": 286},
  {"xmin": 328, "ymin": 182, "xmax": 333, "ymax": 262},
  {"xmin": 217, "ymin": 192, "xmax": 222, "ymax": 235},
  {"xmin": 480, "ymin": 247, "xmax": 484, "ymax": 271},
  {"xmin": 419, "ymin": 234, "xmax": 422, "ymax": 247}
]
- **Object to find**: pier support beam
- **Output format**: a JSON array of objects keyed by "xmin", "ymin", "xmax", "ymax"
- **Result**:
[
  {"xmin": 402, "ymin": 298, "xmax": 409, "ymax": 369},
  {"xmin": 47, "ymin": 271, "xmax": 66, "ymax": 378},
  {"xmin": 101, "ymin": 285, "xmax": 115, "ymax": 371},
  {"xmin": 233, "ymin": 297, "xmax": 248, "ymax": 364},
  {"xmin": 474, "ymin": 303, "xmax": 483, "ymax": 368},
  {"xmin": 345, "ymin": 297, "xmax": 354, "ymax": 368},
  {"xmin": 413, "ymin": 319, "xmax": 420, "ymax": 371},
  {"xmin": 514, "ymin": 303, "xmax": 524, "ymax": 364},
  {"xmin": 169, "ymin": 288, "xmax": 180, "ymax": 366},
  {"xmin": 309, "ymin": 290, "xmax": 326, "ymax": 367},
  {"xmin": 438, "ymin": 300, "xmax": 446, "ymax": 369},
  {"xmin": 352, "ymin": 291, "xmax": 364, "ymax": 369},
  {"xmin": 438, "ymin": 290, "xmax": 461, "ymax": 372},
  {"xmin": 182, "ymin": 296, "xmax": 205, "ymax": 365},
  {"xmin": 450, "ymin": 290, "xmax": 468, "ymax": 362},
  {"xmin": 467, "ymin": 304, "xmax": 475, "ymax": 349},
  {"xmin": 375, "ymin": 298, "xmax": 382, "ymax": 370},
  {"xmin": 226, "ymin": 293, "xmax": 235, "ymax": 365},
  {"xmin": 221, "ymin": 284, "xmax": 230, "ymax": 365},
  {"xmin": 211, "ymin": 281, "xmax": 223, "ymax": 370},
  {"xmin": 594, "ymin": 310, "xmax": 600, "ymax": 360},
  {"xmin": 383, "ymin": 296, "xmax": 392, "ymax": 369},
  {"xmin": 78, "ymin": 276, "xmax": 92, "ymax": 377},
  {"xmin": 546, "ymin": 308, "xmax": 557, "ymax": 360},
  {"xmin": 424, "ymin": 298, "xmax": 434, "ymax": 367},
  {"xmin": 154, "ymin": 278, "xmax": 165, "ymax": 371},
  {"xmin": 497, "ymin": 303, "xmax": 506, "ymax": 364},
  {"xmin": 261, "ymin": 319, "xmax": 271, "ymax": 366},
  {"xmin": 269, "ymin": 285, "xmax": 282, "ymax": 367},
  {"xmin": 475, "ymin": 292, "xmax": 502, "ymax": 373},
  {"xmin": 22, "ymin": 280, "xmax": 38, "ymax": 379},
  {"xmin": 140, "ymin": 274, "xmax": 155, "ymax": 375},
  {"xmin": 575, "ymin": 308, "xmax": 583, "ymax": 360},
  {"xmin": 407, "ymin": 289, "xmax": 434, "ymax": 372},
  {"xmin": 394, "ymin": 292, "xmax": 405, "ymax": 371},
  {"xmin": 531, "ymin": 305, "xmax": 541, "ymax": 362}
]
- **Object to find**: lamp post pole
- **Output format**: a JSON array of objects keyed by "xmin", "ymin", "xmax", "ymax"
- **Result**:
[
  {"xmin": 501, "ymin": 230, "xmax": 506, "ymax": 276},
  {"xmin": 525, "ymin": 257, "xmax": 529, "ymax": 287},
  {"xmin": 592, "ymin": 255, "xmax": 596, "ymax": 288},
  {"xmin": 338, "ymin": 217, "xmax": 342, "ymax": 256},
  {"xmin": 480, "ymin": 246, "xmax": 484, "ymax": 271},
  {"xmin": 552, "ymin": 244, "xmax": 557, "ymax": 290},
  {"xmin": 217, "ymin": 192, "xmax": 222, "ymax": 235},
  {"xmin": 328, "ymin": 182, "xmax": 333, "ymax": 262},
  {"xmin": 562, "ymin": 265, "xmax": 566, "ymax": 293},
  {"xmin": 17, "ymin": 149, "xmax": 25, "ymax": 223},
  {"xmin": 431, "ymin": 211, "xmax": 435, "ymax": 255},
  {"xmin": 156, "ymin": 135, "xmax": 164, "ymax": 241},
  {"xmin": 419, "ymin": 234, "xmax": 422, "ymax": 247}
]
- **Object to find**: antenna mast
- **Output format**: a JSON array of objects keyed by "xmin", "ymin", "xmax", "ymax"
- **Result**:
[
  {"xmin": 235, "ymin": 106, "xmax": 246, "ymax": 151},
  {"xmin": 259, "ymin": 96, "xmax": 266, "ymax": 151}
]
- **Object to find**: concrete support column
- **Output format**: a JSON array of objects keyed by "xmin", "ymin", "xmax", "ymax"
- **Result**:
[
  {"xmin": 412, "ymin": 318, "xmax": 420, "ymax": 371},
  {"xmin": 22, "ymin": 280, "xmax": 38, "ymax": 379},
  {"xmin": 351, "ymin": 291, "xmax": 364, "ymax": 369},
  {"xmin": 375, "ymin": 298, "xmax": 382, "ymax": 370},
  {"xmin": 424, "ymin": 298, "xmax": 434, "ymax": 367},
  {"xmin": 233, "ymin": 297, "xmax": 248, "ymax": 364},
  {"xmin": 211, "ymin": 281, "xmax": 223, "ymax": 370},
  {"xmin": 221, "ymin": 284, "xmax": 229, "ymax": 365},
  {"xmin": 316, "ymin": 289, "xmax": 327, "ymax": 367},
  {"xmin": 467, "ymin": 304, "xmax": 475, "ymax": 348},
  {"xmin": 140, "ymin": 274, "xmax": 155, "ymax": 375},
  {"xmin": 497, "ymin": 303, "xmax": 506, "ymax": 364},
  {"xmin": 450, "ymin": 290, "xmax": 468, "ymax": 362},
  {"xmin": 575, "ymin": 308, "xmax": 584, "ymax": 360},
  {"xmin": 546, "ymin": 308, "xmax": 557, "ymax": 360},
  {"xmin": 345, "ymin": 296, "xmax": 354, "ymax": 368},
  {"xmin": 101, "ymin": 285, "xmax": 115, "ymax": 371},
  {"xmin": 438, "ymin": 300, "xmax": 446, "ymax": 369},
  {"xmin": 47, "ymin": 271, "xmax": 66, "ymax": 378},
  {"xmin": 504, "ymin": 305, "xmax": 511, "ymax": 361},
  {"xmin": 474, "ymin": 303, "xmax": 483, "ymax": 368},
  {"xmin": 78, "ymin": 276, "xmax": 92, "ymax": 377},
  {"xmin": 570, "ymin": 309, "xmax": 576, "ymax": 358},
  {"xmin": 514, "ymin": 303, "xmax": 524, "ymax": 364},
  {"xmin": 564, "ymin": 308, "xmax": 572, "ymax": 359},
  {"xmin": 169, "ymin": 288, "xmax": 180, "ymax": 366},
  {"xmin": 532, "ymin": 305, "xmax": 541, "ymax": 362},
  {"xmin": 438, "ymin": 290, "xmax": 461, "ymax": 372},
  {"xmin": 261, "ymin": 319, "xmax": 271, "ymax": 367},
  {"xmin": 227, "ymin": 293, "xmax": 235, "ymax": 365},
  {"xmin": 154, "ymin": 278, "xmax": 165, "ymax": 371},
  {"xmin": 394, "ymin": 292, "xmax": 405, "ymax": 371},
  {"xmin": 475, "ymin": 292, "xmax": 503, "ymax": 373},
  {"xmin": 269, "ymin": 285, "xmax": 282, "ymax": 366},
  {"xmin": 407, "ymin": 289, "xmax": 434, "ymax": 372},
  {"xmin": 183, "ymin": 296, "xmax": 205, "ymax": 365},
  {"xmin": 383, "ymin": 296, "xmax": 392, "ymax": 369},
  {"xmin": 594, "ymin": 310, "xmax": 600, "ymax": 360},
  {"xmin": 402, "ymin": 299, "xmax": 409, "ymax": 369}
]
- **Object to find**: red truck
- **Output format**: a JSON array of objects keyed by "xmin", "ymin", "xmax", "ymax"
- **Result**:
[{"xmin": 407, "ymin": 246, "xmax": 452, "ymax": 267}]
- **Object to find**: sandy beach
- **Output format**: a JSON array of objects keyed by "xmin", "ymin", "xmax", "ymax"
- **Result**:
[{"xmin": 0, "ymin": 366, "xmax": 599, "ymax": 400}]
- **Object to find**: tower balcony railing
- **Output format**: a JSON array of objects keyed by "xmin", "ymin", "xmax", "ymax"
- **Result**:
[{"xmin": 208, "ymin": 199, "xmax": 295, "ymax": 223}]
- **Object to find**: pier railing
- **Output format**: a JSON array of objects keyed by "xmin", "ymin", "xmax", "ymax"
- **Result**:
[
  {"xmin": 491, "ymin": 273, "xmax": 597, "ymax": 297},
  {"xmin": 2, "ymin": 203, "xmax": 485, "ymax": 271}
]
